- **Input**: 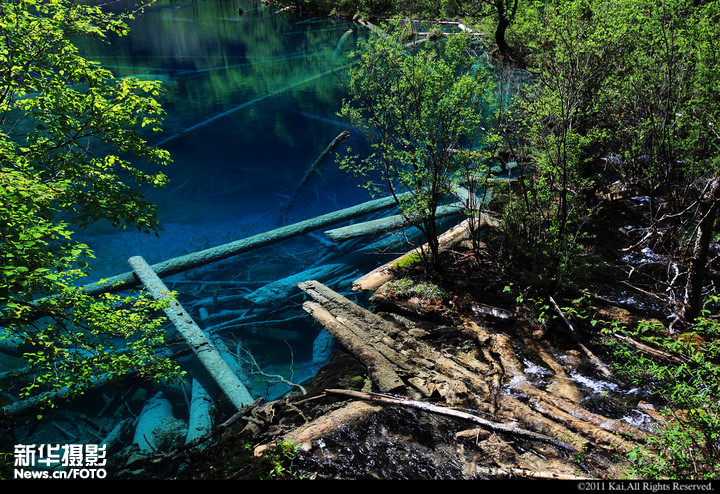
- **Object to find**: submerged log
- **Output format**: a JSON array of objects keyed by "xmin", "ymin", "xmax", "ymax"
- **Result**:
[
  {"xmin": 154, "ymin": 66, "xmax": 351, "ymax": 147},
  {"xmin": 133, "ymin": 392, "xmax": 180, "ymax": 453},
  {"xmin": 128, "ymin": 256, "xmax": 254, "ymax": 411},
  {"xmin": 81, "ymin": 194, "xmax": 404, "ymax": 297},
  {"xmin": 246, "ymin": 263, "xmax": 347, "ymax": 306},
  {"xmin": 324, "ymin": 202, "xmax": 464, "ymax": 243},
  {"xmin": 186, "ymin": 378, "xmax": 214, "ymax": 447},
  {"xmin": 282, "ymin": 130, "xmax": 350, "ymax": 213}
]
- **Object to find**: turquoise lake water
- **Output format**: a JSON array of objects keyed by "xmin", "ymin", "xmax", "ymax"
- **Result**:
[
  {"xmin": 3, "ymin": 0, "xmax": 416, "ymax": 465},
  {"xmin": 77, "ymin": 0, "xmax": 373, "ymax": 279}
]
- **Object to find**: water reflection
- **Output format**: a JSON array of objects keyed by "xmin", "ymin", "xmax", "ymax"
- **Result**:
[{"xmin": 77, "ymin": 0, "xmax": 369, "ymax": 278}]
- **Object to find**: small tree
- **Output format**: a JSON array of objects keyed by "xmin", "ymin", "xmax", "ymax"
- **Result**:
[
  {"xmin": 499, "ymin": 0, "xmax": 628, "ymax": 285},
  {"xmin": 338, "ymin": 20, "xmax": 495, "ymax": 271},
  {"xmin": 0, "ymin": 0, "xmax": 183, "ymax": 407}
]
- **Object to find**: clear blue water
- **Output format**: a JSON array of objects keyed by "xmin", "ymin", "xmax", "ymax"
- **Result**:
[
  {"xmin": 72, "ymin": 1, "xmax": 380, "ymax": 386},
  {"xmin": 77, "ymin": 0, "xmax": 373, "ymax": 278},
  {"xmin": 3, "ymin": 0, "xmax": 416, "ymax": 465}
]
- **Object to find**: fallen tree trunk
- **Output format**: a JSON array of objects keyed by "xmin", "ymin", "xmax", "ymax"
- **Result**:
[
  {"xmin": 122, "ymin": 398, "xmax": 262, "ymax": 472},
  {"xmin": 133, "ymin": 391, "xmax": 179, "ymax": 453},
  {"xmin": 128, "ymin": 256, "xmax": 255, "ymax": 411},
  {"xmin": 246, "ymin": 263, "xmax": 347, "ymax": 306},
  {"xmin": 299, "ymin": 292, "xmax": 406, "ymax": 394},
  {"xmin": 0, "ymin": 346, "xmax": 179, "ymax": 419},
  {"xmin": 352, "ymin": 217, "xmax": 477, "ymax": 292},
  {"xmin": 80, "ymin": 193, "xmax": 406, "ymax": 297},
  {"xmin": 186, "ymin": 379, "xmax": 214, "ymax": 447},
  {"xmin": 324, "ymin": 202, "xmax": 464, "ymax": 243},
  {"xmin": 254, "ymin": 400, "xmax": 382, "ymax": 455}
]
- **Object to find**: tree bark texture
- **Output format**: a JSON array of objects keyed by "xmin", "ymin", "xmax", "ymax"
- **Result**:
[
  {"xmin": 683, "ymin": 177, "xmax": 720, "ymax": 322},
  {"xmin": 291, "ymin": 279, "xmax": 652, "ymax": 478}
]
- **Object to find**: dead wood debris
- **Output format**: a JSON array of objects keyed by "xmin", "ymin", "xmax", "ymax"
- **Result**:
[
  {"xmin": 221, "ymin": 260, "xmax": 656, "ymax": 479},
  {"xmin": 189, "ymin": 222, "xmax": 667, "ymax": 480}
]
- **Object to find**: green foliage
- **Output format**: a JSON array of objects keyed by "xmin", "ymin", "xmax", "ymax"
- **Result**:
[
  {"xmin": 268, "ymin": 0, "xmax": 453, "ymax": 19},
  {"xmin": 211, "ymin": 442, "xmax": 306, "ymax": 480},
  {"xmin": 339, "ymin": 19, "xmax": 497, "ymax": 268},
  {"xmin": 0, "ymin": 0, "xmax": 182, "ymax": 406},
  {"xmin": 495, "ymin": 0, "xmax": 720, "ymax": 289},
  {"xmin": 496, "ymin": 0, "xmax": 629, "ymax": 285},
  {"xmin": 392, "ymin": 252, "xmax": 424, "ymax": 270},
  {"xmin": 257, "ymin": 441, "xmax": 307, "ymax": 480},
  {"xmin": 602, "ymin": 299, "xmax": 720, "ymax": 479},
  {"xmin": 600, "ymin": 0, "xmax": 719, "ymax": 203}
]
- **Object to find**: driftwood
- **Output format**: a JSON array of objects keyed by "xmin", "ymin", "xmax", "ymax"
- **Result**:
[
  {"xmin": 122, "ymin": 398, "xmax": 262, "ymax": 472},
  {"xmin": 613, "ymin": 334, "xmax": 689, "ymax": 366},
  {"xmin": 457, "ymin": 318, "xmax": 651, "ymax": 453},
  {"xmin": 302, "ymin": 301, "xmax": 404, "ymax": 393},
  {"xmin": 299, "ymin": 280, "xmax": 406, "ymax": 393},
  {"xmin": 0, "ymin": 375, "xmax": 110, "ymax": 418},
  {"xmin": 186, "ymin": 378, "xmax": 214, "ymax": 446},
  {"xmin": 352, "ymin": 217, "xmax": 477, "ymax": 292},
  {"xmin": 325, "ymin": 388, "xmax": 578, "ymax": 454},
  {"xmin": 128, "ymin": 255, "xmax": 255, "ymax": 411},
  {"xmin": 333, "ymin": 29, "xmax": 355, "ymax": 59},
  {"xmin": 246, "ymin": 263, "xmax": 347, "ymax": 306},
  {"xmin": 0, "ymin": 347, "xmax": 178, "ymax": 419},
  {"xmin": 254, "ymin": 400, "xmax": 382, "ymax": 455},
  {"xmin": 469, "ymin": 466, "xmax": 593, "ymax": 481},
  {"xmin": 133, "ymin": 392, "xmax": 181, "ymax": 453},
  {"xmin": 324, "ymin": 185, "xmax": 496, "ymax": 244},
  {"xmin": 291, "ymin": 278, "xmax": 653, "ymax": 477}
]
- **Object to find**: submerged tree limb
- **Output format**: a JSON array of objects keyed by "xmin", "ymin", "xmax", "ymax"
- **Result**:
[
  {"xmin": 128, "ymin": 255, "xmax": 255, "ymax": 411},
  {"xmin": 282, "ymin": 130, "xmax": 351, "ymax": 213},
  {"xmin": 154, "ymin": 66, "xmax": 351, "ymax": 148},
  {"xmin": 80, "ymin": 193, "xmax": 405, "ymax": 297},
  {"xmin": 324, "ymin": 202, "xmax": 464, "ymax": 242}
]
